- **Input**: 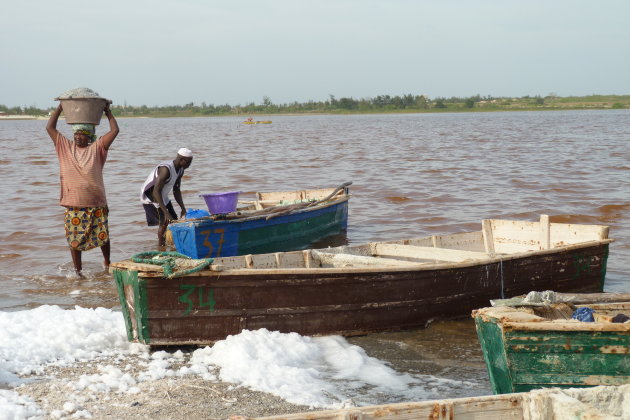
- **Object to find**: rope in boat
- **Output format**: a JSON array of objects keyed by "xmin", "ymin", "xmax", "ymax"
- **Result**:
[{"xmin": 131, "ymin": 251, "xmax": 213, "ymax": 279}]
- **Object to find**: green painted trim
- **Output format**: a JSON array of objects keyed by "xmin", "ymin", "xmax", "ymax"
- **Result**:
[
  {"xmin": 113, "ymin": 269, "xmax": 134, "ymax": 342},
  {"xmin": 112, "ymin": 269, "xmax": 151, "ymax": 344},
  {"xmin": 134, "ymin": 275, "xmax": 150, "ymax": 344},
  {"xmin": 474, "ymin": 317, "xmax": 514, "ymax": 394}
]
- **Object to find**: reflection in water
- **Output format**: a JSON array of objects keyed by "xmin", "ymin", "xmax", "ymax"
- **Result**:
[{"xmin": 309, "ymin": 232, "xmax": 349, "ymax": 249}]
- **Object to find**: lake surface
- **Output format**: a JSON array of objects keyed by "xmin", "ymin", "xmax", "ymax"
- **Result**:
[{"xmin": 1, "ymin": 110, "xmax": 628, "ymax": 397}]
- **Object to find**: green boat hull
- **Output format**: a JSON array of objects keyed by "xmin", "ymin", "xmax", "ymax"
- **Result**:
[{"xmin": 474, "ymin": 308, "xmax": 630, "ymax": 394}]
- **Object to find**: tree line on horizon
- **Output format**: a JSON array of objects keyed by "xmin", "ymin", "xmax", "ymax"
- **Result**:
[{"xmin": 1, "ymin": 93, "xmax": 627, "ymax": 116}]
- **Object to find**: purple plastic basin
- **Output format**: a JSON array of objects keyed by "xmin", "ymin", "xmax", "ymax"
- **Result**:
[{"xmin": 200, "ymin": 191, "xmax": 241, "ymax": 214}]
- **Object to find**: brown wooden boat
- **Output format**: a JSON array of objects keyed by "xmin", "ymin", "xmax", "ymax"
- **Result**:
[{"xmin": 111, "ymin": 215, "xmax": 612, "ymax": 345}]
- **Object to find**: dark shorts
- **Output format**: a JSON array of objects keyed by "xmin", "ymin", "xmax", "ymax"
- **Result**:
[{"xmin": 143, "ymin": 202, "xmax": 177, "ymax": 226}]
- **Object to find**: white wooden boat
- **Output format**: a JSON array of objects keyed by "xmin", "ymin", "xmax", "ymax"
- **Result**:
[{"xmin": 234, "ymin": 384, "xmax": 630, "ymax": 419}]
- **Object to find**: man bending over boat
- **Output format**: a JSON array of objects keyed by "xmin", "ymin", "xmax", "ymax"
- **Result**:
[
  {"xmin": 140, "ymin": 149, "xmax": 193, "ymax": 247},
  {"xmin": 46, "ymin": 104, "xmax": 120, "ymax": 276}
]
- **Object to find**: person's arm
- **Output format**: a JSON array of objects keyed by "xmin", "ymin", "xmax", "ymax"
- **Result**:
[
  {"xmin": 100, "ymin": 103, "xmax": 119, "ymax": 150},
  {"xmin": 173, "ymin": 173, "xmax": 187, "ymax": 218},
  {"xmin": 46, "ymin": 104, "xmax": 63, "ymax": 142},
  {"xmin": 152, "ymin": 167, "xmax": 174, "ymax": 222}
]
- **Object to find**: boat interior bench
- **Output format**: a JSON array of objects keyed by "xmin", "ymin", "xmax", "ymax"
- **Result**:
[
  {"xmin": 239, "ymin": 187, "xmax": 347, "ymax": 210},
  {"xmin": 311, "ymin": 244, "xmax": 489, "ymax": 268},
  {"xmin": 372, "ymin": 243, "xmax": 489, "ymax": 263}
]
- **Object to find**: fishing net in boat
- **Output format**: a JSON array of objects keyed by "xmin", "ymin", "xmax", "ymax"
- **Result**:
[{"xmin": 131, "ymin": 251, "xmax": 213, "ymax": 279}]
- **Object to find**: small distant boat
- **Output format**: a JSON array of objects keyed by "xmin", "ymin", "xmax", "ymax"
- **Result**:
[
  {"xmin": 168, "ymin": 183, "xmax": 351, "ymax": 258},
  {"xmin": 242, "ymin": 120, "xmax": 272, "ymax": 124},
  {"xmin": 111, "ymin": 215, "xmax": 611, "ymax": 345},
  {"xmin": 473, "ymin": 292, "xmax": 630, "ymax": 394}
]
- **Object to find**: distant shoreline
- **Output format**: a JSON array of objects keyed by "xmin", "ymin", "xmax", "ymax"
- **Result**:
[
  {"xmin": 1, "ymin": 107, "xmax": 628, "ymax": 121},
  {"xmin": 1, "ymin": 94, "xmax": 628, "ymax": 120},
  {"xmin": 0, "ymin": 115, "xmax": 48, "ymax": 120},
  {"xmin": 1, "ymin": 100, "xmax": 628, "ymax": 121}
]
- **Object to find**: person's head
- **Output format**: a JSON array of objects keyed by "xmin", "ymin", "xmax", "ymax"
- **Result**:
[
  {"xmin": 175, "ymin": 148, "xmax": 193, "ymax": 169},
  {"xmin": 71, "ymin": 124, "xmax": 96, "ymax": 147}
]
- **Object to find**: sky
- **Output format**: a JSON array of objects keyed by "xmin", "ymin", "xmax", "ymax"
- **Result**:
[{"xmin": 1, "ymin": 0, "xmax": 629, "ymax": 108}]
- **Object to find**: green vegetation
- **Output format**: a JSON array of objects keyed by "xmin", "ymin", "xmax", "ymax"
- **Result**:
[{"xmin": 1, "ymin": 94, "xmax": 629, "ymax": 118}]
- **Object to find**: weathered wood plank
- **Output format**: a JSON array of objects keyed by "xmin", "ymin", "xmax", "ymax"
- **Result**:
[
  {"xmin": 482, "ymin": 219, "xmax": 496, "ymax": 255},
  {"xmin": 553, "ymin": 293, "xmax": 630, "ymax": 304},
  {"xmin": 437, "ymin": 231, "xmax": 486, "ymax": 252},
  {"xmin": 550, "ymin": 223, "xmax": 610, "ymax": 245},
  {"xmin": 540, "ymin": 215, "xmax": 550, "ymax": 250},
  {"xmin": 311, "ymin": 250, "xmax": 421, "ymax": 267},
  {"xmin": 488, "ymin": 219, "xmax": 610, "ymax": 254},
  {"xmin": 373, "ymin": 243, "xmax": 489, "ymax": 263},
  {"xmin": 110, "ymin": 260, "xmax": 223, "ymax": 273},
  {"xmin": 239, "ymin": 394, "xmax": 524, "ymax": 420},
  {"xmin": 503, "ymin": 322, "xmax": 630, "ymax": 332},
  {"xmin": 384, "ymin": 232, "xmax": 486, "ymax": 253},
  {"xmin": 111, "ymin": 261, "xmax": 163, "ymax": 272},
  {"xmin": 258, "ymin": 187, "xmax": 341, "ymax": 202}
]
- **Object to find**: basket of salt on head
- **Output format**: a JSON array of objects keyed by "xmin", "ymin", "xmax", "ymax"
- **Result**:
[{"xmin": 55, "ymin": 87, "xmax": 112, "ymax": 125}]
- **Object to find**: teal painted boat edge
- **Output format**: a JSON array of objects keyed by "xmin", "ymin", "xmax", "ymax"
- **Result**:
[
  {"xmin": 113, "ymin": 269, "xmax": 135, "ymax": 342},
  {"xmin": 236, "ymin": 201, "xmax": 348, "ymax": 255},
  {"xmin": 474, "ymin": 316, "xmax": 515, "ymax": 394},
  {"xmin": 506, "ymin": 329, "xmax": 630, "ymax": 391},
  {"xmin": 113, "ymin": 269, "xmax": 151, "ymax": 344}
]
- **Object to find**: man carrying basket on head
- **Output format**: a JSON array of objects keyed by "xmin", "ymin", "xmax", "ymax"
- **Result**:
[{"xmin": 140, "ymin": 149, "xmax": 193, "ymax": 247}]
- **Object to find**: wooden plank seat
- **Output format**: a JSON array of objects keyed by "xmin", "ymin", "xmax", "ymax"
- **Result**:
[
  {"xmin": 311, "ymin": 250, "xmax": 421, "ymax": 267},
  {"xmin": 372, "ymin": 243, "xmax": 490, "ymax": 262}
]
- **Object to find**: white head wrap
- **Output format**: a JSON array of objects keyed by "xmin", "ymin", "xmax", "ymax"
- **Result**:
[{"xmin": 177, "ymin": 148, "xmax": 193, "ymax": 157}]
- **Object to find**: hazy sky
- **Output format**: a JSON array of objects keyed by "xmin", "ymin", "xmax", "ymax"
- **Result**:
[{"xmin": 2, "ymin": 0, "xmax": 629, "ymax": 108}]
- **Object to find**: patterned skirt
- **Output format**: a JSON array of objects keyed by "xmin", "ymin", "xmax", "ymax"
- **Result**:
[{"xmin": 64, "ymin": 206, "xmax": 109, "ymax": 251}]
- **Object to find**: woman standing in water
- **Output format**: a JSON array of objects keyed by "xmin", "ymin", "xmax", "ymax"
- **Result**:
[{"xmin": 46, "ymin": 103, "xmax": 120, "ymax": 275}]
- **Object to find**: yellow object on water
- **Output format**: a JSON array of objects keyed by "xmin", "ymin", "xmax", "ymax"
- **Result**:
[{"xmin": 243, "ymin": 120, "xmax": 272, "ymax": 124}]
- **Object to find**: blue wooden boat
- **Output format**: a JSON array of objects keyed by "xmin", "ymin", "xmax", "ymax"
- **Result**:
[{"xmin": 168, "ymin": 183, "xmax": 351, "ymax": 258}]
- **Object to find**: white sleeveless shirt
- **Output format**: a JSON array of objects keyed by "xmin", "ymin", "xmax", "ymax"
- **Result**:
[{"xmin": 140, "ymin": 160, "xmax": 184, "ymax": 206}]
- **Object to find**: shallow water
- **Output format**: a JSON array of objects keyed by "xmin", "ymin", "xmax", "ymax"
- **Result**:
[{"xmin": 1, "ymin": 110, "xmax": 628, "ymax": 398}]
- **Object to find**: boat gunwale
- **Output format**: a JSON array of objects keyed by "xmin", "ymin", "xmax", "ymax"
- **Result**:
[
  {"xmin": 230, "ymin": 392, "xmax": 527, "ymax": 420},
  {"xmin": 171, "ymin": 194, "xmax": 350, "ymax": 226},
  {"xmin": 116, "ymin": 237, "xmax": 613, "ymax": 278},
  {"xmin": 473, "ymin": 298, "xmax": 630, "ymax": 333},
  {"xmin": 502, "ymin": 320, "xmax": 630, "ymax": 332}
]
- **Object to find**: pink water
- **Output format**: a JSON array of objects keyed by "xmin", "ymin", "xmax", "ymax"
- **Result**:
[
  {"xmin": 2, "ymin": 110, "xmax": 628, "ymax": 397},
  {"xmin": 1, "ymin": 111, "xmax": 628, "ymax": 311}
]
